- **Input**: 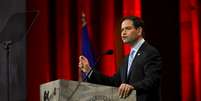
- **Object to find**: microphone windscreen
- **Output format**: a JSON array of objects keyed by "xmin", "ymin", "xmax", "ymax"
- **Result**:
[{"xmin": 105, "ymin": 49, "xmax": 113, "ymax": 55}]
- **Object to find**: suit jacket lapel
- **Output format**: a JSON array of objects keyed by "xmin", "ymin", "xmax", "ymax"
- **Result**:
[
  {"xmin": 127, "ymin": 42, "xmax": 148, "ymax": 79},
  {"xmin": 122, "ymin": 56, "xmax": 128, "ymax": 83}
]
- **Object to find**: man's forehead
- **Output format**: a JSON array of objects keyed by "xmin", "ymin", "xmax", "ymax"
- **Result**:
[{"xmin": 121, "ymin": 20, "xmax": 133, "ymax": 27}]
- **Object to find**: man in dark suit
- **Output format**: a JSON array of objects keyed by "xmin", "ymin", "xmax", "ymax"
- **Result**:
[{"xmin": 78, "ymin": 16, "xmax": 161, "ymax": 101}]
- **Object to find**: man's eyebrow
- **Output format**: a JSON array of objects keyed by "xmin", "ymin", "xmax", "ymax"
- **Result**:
[{"xmin": 122, "ymin": 26, "xmax": 132, "ymax": 29}]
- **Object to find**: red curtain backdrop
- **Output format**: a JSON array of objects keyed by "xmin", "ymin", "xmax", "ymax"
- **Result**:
[
  {"xmin": 55, "ymin": 0, "xmax": 72, "ymax": 80},
  {"xmin": 27, "ymin": 0, "xmax": 51, "ymax": 100},
  {"xmin": 180, "ymin": 0, "xmax": 201, "ymax": 101},
  {"xmin": 26, "ymin": 0, "xmax": 141, "ymax": 101}
]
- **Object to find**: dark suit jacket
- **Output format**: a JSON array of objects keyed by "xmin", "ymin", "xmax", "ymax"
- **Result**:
[{"xmin": 88, "ymin": 42, "xmax": 161, "ymax": 101}]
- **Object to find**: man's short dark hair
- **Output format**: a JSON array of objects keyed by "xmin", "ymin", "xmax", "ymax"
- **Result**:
[{"xmin": 121, "ymin": 16, "xmax": 144, "ymax": 29}]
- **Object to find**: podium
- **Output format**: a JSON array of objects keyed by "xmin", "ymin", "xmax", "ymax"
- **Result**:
[{"xmin": 40, "ymin": 79, "xmax": 136, "ymax": 101}]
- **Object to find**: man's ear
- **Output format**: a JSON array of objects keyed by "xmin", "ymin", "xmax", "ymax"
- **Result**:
[{"xmin": 137, "ymin": 27, "xmax": 142, "ymax": 36}]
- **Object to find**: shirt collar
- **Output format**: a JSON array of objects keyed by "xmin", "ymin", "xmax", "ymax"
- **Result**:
[{"xmin": 130, "ymin": 38, "xmax": 145, "ymax": 53}]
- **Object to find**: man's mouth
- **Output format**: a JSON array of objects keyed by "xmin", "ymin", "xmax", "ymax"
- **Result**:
[{"xmin": 122, "ymin": 36, "xmax": 128, "ymax": 40}]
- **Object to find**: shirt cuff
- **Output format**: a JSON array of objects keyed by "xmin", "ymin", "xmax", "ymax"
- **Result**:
[{"xmin": 86, "ymin": 69, "xmax": 93, "ymax": 79}]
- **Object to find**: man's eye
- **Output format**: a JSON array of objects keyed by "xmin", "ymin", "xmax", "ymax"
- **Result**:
[
  {"xmin": 121, "ymin": 27, "xmax": 132, "ymax": 32},
  {"xmin": 126, "ymin": 27, "xmax": 132, "ymax": 30}
]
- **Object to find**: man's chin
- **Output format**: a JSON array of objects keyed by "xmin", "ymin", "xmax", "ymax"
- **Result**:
[
  {"xmin": 122, "ymin": 40, "xmax": 130, "ymax": 44},
  {"xmin": 122, "ymin": 40, "xmax": 135, "ymax": 45}
]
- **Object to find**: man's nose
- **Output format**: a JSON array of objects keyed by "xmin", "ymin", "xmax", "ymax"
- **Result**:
[{"xmin": 121, "ymin": 31, "xmax": 127, "ymax": 36}]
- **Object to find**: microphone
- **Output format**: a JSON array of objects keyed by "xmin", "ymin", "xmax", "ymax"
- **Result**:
[
  {"xmin": 83, "ymin": 49, "xmax": 114, "ymax": 81},
  {"xmin": 103, "ymin": 49, "xmax": 113, "ymax": 55},
  {"xmin": 93, "ymin": 49, "xmax": 113, "ymax": 69}
]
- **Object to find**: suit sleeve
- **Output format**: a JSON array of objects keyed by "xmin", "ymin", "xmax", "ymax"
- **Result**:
[
  {"xmin": 132, "ymin": 48, "xmax": 161, "ymax": 92},
  {"xmin": 87, "ymin": 66, "xmax": 123, "ymax": 87}
]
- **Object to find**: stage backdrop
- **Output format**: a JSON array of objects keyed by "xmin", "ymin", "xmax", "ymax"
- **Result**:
[
  {"xmin": 180, "ymin": 0, "xmax": 201, "ymax": 101},
  {"xmin": 26, "ymin": 0, "xmax": 201, "ymax": 101},
  {"xmin": 27, "ymin": 0, "xmax": 140, "ymax": 100}
]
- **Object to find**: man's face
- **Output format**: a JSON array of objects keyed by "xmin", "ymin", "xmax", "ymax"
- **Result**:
[{"xmin": 121, "ymin": 19, "xmax": 141, "ymax": 45}]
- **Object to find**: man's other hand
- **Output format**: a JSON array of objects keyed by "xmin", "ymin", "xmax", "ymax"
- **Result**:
[{"xmin": 118, "ymin": 83, "xmax": 134, "ymax": 99}]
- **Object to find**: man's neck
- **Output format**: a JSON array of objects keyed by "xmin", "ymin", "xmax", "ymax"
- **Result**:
[
  {"xmin": 130, "ymin": 37, "xmax": 143, "ymax": 48},
  {"xmin": 129, "ymin": 38, "xmax": 145, "ymax": 55}
]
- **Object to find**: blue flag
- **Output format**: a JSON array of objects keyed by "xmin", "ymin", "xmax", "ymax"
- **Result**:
[{"xmin": 81, "ymin": 22, "xmax": 96, "ymax": 79}]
